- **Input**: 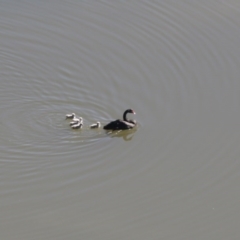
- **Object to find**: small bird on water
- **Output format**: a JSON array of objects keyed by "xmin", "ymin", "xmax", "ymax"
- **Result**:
[
  {"xmin": 66, "ymin": 113, "xmax": 76, "ymax": 119},
  {"xmin": 90, "ymin": 121, "xmax": 101, "ymax": 129},
  {"xmin": 71, "ymin": 121, "xmax": 83, "ymax": 129},
  {"xmin": 69, "ymin": 117, "xmax": 83, "ymax": 126},
  {"xmin": 71, "ymin": 116, "xmax": 83, "ymax": 129}
]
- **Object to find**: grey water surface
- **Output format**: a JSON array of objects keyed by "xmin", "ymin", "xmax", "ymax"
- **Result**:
[{"xmin": 1, "ymin": 1, "xmax": 240, "ymax": 239}]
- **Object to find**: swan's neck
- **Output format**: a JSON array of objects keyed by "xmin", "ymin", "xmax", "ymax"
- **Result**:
[{"xmin": 123, "ymin": 112, "xmax": 129, "ymax": 122}]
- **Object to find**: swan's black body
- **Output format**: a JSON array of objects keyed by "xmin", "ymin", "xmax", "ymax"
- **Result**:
[{"xmin": 103, "ymin": 109, "xmax": 136, "ymax": 130}]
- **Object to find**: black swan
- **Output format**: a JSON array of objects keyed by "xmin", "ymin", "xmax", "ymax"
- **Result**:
[{"xmin": 103, "ymin": 109, "xmax": 136, "ymax": 130}]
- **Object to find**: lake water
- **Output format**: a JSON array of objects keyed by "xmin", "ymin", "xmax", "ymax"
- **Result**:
[{"xmin": 1, "ymin": 1, "xmax": 240, "ymax": 239}]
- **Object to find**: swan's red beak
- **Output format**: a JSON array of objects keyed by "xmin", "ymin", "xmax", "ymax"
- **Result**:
[{"xmin": 132, "ymin": 110, "xmax": 136, "ymax": 114}]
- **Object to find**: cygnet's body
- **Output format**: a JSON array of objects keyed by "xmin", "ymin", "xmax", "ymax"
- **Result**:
[
  {"xmin": 71, "ymin": 117, "xmax": 83, "ymax": 129},
  {"xmin": 90, "ymin": 121, "xmax": 101, "ymax": 129},
  {"xmin": 66, "ymin": 113, "xmax": 76, "ymax": 119},
  {"xmin": 71, "ymin": 121, "xmax": 83, "ymax": 129},
  {"xmin": 69, "ymin": 117, "xmax": 83, "ymax": 126}
]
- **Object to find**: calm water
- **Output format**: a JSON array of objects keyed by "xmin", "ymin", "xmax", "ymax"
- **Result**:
[{"xmin": 1, "ymin": 1, "xmax": 240, "ymax": 239}]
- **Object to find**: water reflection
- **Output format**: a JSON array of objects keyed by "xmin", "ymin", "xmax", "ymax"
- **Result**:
[
  {"xmin": 106, "ymin": 128, "xmax": 137, "ymax": 141},
  {"xmin": 1, "ymin": 0, "xmax": 240, "ymax": 239}
]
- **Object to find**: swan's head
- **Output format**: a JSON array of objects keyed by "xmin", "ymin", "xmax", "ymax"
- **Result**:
[{"xmin": 127, "ymin": 109, "xmax": 136, "ymax": 114}]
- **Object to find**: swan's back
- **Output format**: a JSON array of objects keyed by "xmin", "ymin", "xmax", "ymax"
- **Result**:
[{"xmin": 103, "ymin": 119, "xmax": 135, "ymax": 130}]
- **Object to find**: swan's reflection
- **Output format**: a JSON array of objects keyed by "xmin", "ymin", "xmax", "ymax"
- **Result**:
[{"xmin": 105, "ymin": 128, "xmax": 137, "ymax": 141}]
